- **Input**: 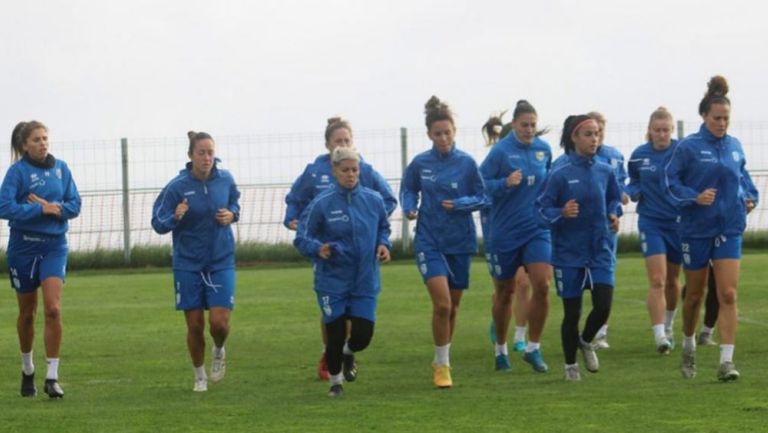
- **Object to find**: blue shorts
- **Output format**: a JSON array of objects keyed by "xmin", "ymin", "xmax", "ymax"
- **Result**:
[
  {"xmin": 7, "ymin": 231, "xmax": 68, "ymax": 294},
  {"xmin": 681, "ymin": 235, "xmax": 742, "ymax": 270},
  {"xmin": 173, "ymin": 269, "xmax": 236, "ymax": 311},
  {"xmin": 640, "ymin": 228, "xmax": 682, "ymax": 264},
  {"xmin": 488, "ymin": 233, "xmax": 551, "ymax": 280},
  {"xmin": 316, "ymin": 290, "xmax": 378, "ymax": 323},
  {"xmin": 554, "ymin": 266, "xmax": 614, "ymax": 299},
  {"xmin": 416, "ymin": 250, "xmax": 471, "ymax": 290}
]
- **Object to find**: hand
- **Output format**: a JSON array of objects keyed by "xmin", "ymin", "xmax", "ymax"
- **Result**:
[
  {"xmin": 175, "ymin": 198, "xmax": 189, "ymax": 221},
  {"xmin": 216, "ymin": 208, "xmax": 234, "ymax": 225},
  {"xmin": 609, "ymin": 214, "xmax": 619, "ymax": 233},
  {"xmin": 621, "ymin": 193, "xmax": 630, "ymax": 205},
  {"xmin": 377, "ymin": 245, "xmax": 390, "ymax": 263},
  {"xmin": 506, "ymin": 170, "xmax": 523, "ymax": 187},
  {"xmin": 562, "ymin": 199, "xmax": 579, "ymax": 218},
  {"xmin": 696, "ymin": 188, "xmax": 717, "ymax": 206},
  {"xmin": 27, "ymin": 193, "xmax": 47, "ymax": 205},
  {"xmin": 41, "ymin": 202, "xmax": 62, "ymax": 218},
  {"xmin": 288, "ymin": 219, "xmax": 299, "ymax": 230},
  {"xmin": 441, "ymin": 200, "xmax": 454, "ymax": 210},
  {"xmin": 406, "ymin": 211, "xmax": 418, "ymax": 220},
  {"xmin": 318, "ymin": 243, "xmax": 332, "ymax": 259},
  {"xmin": 746, "ymin": 200, "xmax": 756, "ymax": 214}
]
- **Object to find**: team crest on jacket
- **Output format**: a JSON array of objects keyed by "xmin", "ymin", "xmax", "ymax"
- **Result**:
[
  {"xmin": 732, "ymin": 151, "xmax": 740, "ymax": 162},
  {"xmin": 535, "ymin": 151, "xmax": 545, "ymax": 161}
]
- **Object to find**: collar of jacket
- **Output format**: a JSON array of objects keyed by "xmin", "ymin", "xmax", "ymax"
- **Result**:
[
  {"xmin": 697, "ymin": 123, "xmax": 728, "ymax": 146},
  {"xmin": 430, "ymin": 143, "xmax": 456, "ymax": 159},
  {"xmin": 335, "ymin": 183, "xmax": 360, "ymax": 196},
  {"xmin": 567, "ymin": 152, "xmax": 595, "ymax": 166},
  {"xmin": 23, "ymin": 153, "xmax": 56, "ymax": 169}
]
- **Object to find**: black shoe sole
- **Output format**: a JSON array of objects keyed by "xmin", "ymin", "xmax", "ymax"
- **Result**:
[{"xmin": 21, "ymin": 372, "xmax": 36, "ymax": 397}]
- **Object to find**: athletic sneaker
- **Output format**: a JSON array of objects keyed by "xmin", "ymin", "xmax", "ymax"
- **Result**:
[
  {"xmin": 432, "ymin": 363, "xmax": 452, "ymax": 388},
  {"xmin": 495, "ymin": 354, "xmax": 512, "ymax": 372},
  {"xmin": 317, "ymin": 353, "xmax": 330, "ymax": 381},
  {"xmin": 342, "ymin": 354, "xmax": 357, "ymax": 382},
  {"xmin": 665, "ymin": 328, "xmax": 675, "ymax": 350},
  {"xmin": 564, "ymin": 364, "xmax": 581, "ymax": 381},
  {"xmin": 717, "ymin": 362, "xmax": 740, "ymax": 382},
  {"xmin": 327, "ymin": 384, "xmax": 344, "ymax": 397},
  {"xmin": 20, "ymin": 372, "xmax": 36, "ymax": 397},
  {"xmin": 580, "ymin": 341, "xmax": 599, "ymax": 373},
  {"xmin": 523, "ymin": 350, "xmax": 549, "ymax": 373},
  {"xmin": 656, "ymin": 339, "xmax": 672, "ymax": 355},
  {"xmin": 697, "ymin": 331, "xmax": 716, "ymax": 346},
  {"xmin": 210, "ymin": 348, "xmax": 226, "ymax": 383},
  {"xmin": 488, "ymin": 320, "xmax": 497, "ymax": 344},
  {"xmin": 43, "ymin": 379, "xmax": 64, "ymax": 398},
  {"xmin": 592, "ymin": 335, "xmax": 610, "ymax": 350},
  {"xmin": 512, "ymin": 340, "xmax": 526, "ymax": 352},
  {"xmin": 681, "ymin": 347, "xmax": 696, "ymax": 379},
  {"xmin": 193, "ymin": 377, "xmax": 208, "ymax": 392}
]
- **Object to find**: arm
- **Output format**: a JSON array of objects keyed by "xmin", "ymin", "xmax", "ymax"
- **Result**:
[
  {"xmin": 151, "ymin": 184, "xmax": 180, "ymax": 234},
  {"xmin": 399, "ymin": 161, "xmax": 420, "ymax": 216},
  {"xmin": 626, "ymin": 151, "xmax": 642, "ymax": 202},
  {"xmin": 293, "ymin": 198, "xmax": 326, "ymax": 259},
  {"xmin": 370, "ymin": 168, "xmax": 398, "ymax": 217},
  {"xmin": 535, "ymin": 172, "xmax": 566, "ymax": 228},
  {"xmin": 228, "ymin": 178, "xmax": 241, "ymax": 223},
  {"xmin": 283, "ymin": 167, "xmax": 313, "ymax": 228},
  {"xmin": 479, "ymin": 148, "xmax": 512, "ymax": 197},
  {"xmin": 664, "ymin": 144, "xmax": 699, "ymax": 207},
  {"xmin": 451, "ymin": 163, "xmax": 489, "ymax": 213},
  {"xmin": 606, "ymin": 170, "xmax": 623, "ymax": 221},
  {"xmin": 59, "ymin": 164, "xmax": 81, "ymax": 220},
  {"xmin": 0, "ymin": 167, "xmax": 43, "ymax": 221}
]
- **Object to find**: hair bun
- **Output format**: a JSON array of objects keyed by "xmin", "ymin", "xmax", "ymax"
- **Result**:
[
  {"xmin": 516, "ymin": 99, "xmax": 529, "ymax": 107},
  {"xmin": 707, "ymin": 75, "xmax": 729, "ymax": 97},
  {"xmin": 187, "ymin": 130, "xmax": 197, "ymax": 140},
  {"xmin": 425, "ymin": 95, "xmax": 442, "ymax": 110},
  {"xmin": 327, "ymin": 117, "xmax": 342, "ymax": 126},
  {"xmin": 656, "ymin": 106, "xmax": 668, "ymax": 112}
]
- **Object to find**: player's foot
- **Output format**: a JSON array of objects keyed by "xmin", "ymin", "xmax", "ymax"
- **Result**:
[
  {"xmin": 327, "ymin": 384, "xmax": 343, "ymax": 397},
  {"xmin": 697, "ymin": 331, "xmax": 716, "ymax": 346},
  {"xmin": 512, "ymin": 340, "xmax": 526, "ymax": 352},
  {"xmin": 43, "ymin": 379, "xmax": 64, "ymax": 398},
  {"xmin": 681, "ymin": 347, "xmax": 696, "ymax": 379},
  {"xmin": 580, "ymin": 341, "xmax": 599, "ymax": 373},
  {"xmin": 210, "ymin": 347, "xmax": 226, "ymax": 383},
  {"xmin": 656, "ymin": 338, "xmax": 672, "ymax": 355},
  {"xmin": 20, "ymin": 372, "xmax": 36, "ymax": 397},
  {"xmin": 317, "ymin": 352, "xmax": 330, "ymax": 381},
  {"xmin": 564, "ymin": 364, "xmax": 581, "ymax": 381},
  {"xmin": 342, "ymin": 354, "xmax": 357, "ymax": 382},
  {"xmin": 665, "ymin": 328, "xmax": 675, "ymax": 350},
  {"xmin": 432, "ymin": 363, "xmax": 452, "ymax": 388},
  {"xmin": 495, "ymin": 354, "xmax": 511, "ymax": 372},
  {"xmin": 193, "ymin": 377, "xmax": 208, "ymax": 392},
  {"xmin": 523, "ymin": 349, "xmax": 549, "ymax": 373},
  {"xmin": 717, "ymin": 362, "xmax": 739, "ymax": 382},
  {"xmin": 592, "ymin": 335, "xmax": 610, "ymax": 350}
]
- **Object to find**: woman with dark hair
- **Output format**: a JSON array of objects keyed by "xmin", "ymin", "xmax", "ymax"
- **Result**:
[
  {"xmin": 666, "ymin": 75, "xmax": 758, "ymax": 381},
  {"xmin": 536, "ymin": 115, "xmax": 622, "ymax": 381},
  {"xmin": 284, "ymin": 117, "xmax": 396, "ymax": 381},
  {"xmin": 401, "ymin": 96, "xmax": 487, "ymax": 388},
  {"xmin": 626, "ymin": 107, "xmax": 682, "ymax": 354},
  {"xmin": 480, "ymin": 100, "xmax": 552, "ymax": 373},
  {"xmin": 294, "ymin": 146, "xmax": 391, "ymax": 397},
  {"xmin": 152, "ymin": 131, "xmax": 241, "ymax": 392},
  {"xmin": 0, "ymin": 121, "xmax": 81, "ymax": 398}
]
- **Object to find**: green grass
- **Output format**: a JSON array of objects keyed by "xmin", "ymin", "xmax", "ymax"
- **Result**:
[{"xmin": 1, "ymin": 254, "xmax": 767, "ymax": 433}]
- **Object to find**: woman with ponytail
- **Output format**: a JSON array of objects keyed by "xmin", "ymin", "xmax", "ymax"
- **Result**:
[
  {"xmin": 152, "ymin": 131, "xmax": 241, "ymax": 392},
  {"xmin": 535, "ymin": 115, "xmax": 622, "ymax": 381},
  {"xmin": 0, "ymin": 121, "xmax": 81, "ymax": 398},
  {"xmin": 626, "ymin": 107, "xmax": 682, "ymax": 354},
  {"xmin": 480, "ymin": 100, "xmax": 553, "ymax": 374},
  {"xmin": 400, "ymin": 96, "xmax": 487, "ymax": 388},
  {"xmin": 665, "ymin": 75, "xmax": 759, "ymax": 381}
]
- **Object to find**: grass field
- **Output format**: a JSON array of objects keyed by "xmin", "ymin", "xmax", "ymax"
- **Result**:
[{"xmin": 1, "ymin": 254, "xmax": 767, "ymax": 433}]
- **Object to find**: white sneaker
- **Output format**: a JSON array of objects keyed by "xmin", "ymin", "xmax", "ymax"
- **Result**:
[
  {"xmin": 211, "ymin": 347, "xmax": 226, "ymax": 383},
  {"xmin": 580, "ymin": 341, "xmax": 599, "ymax": 373},
  {"xmin": 193, "ymin": 377, "xmax": 208, "ymax": 392},
  {"xmin": 592, "ymin": 335, "xmax": 610, "ymax": 350},
  {"xmin": 564, "ymin": 364, "xmax": 581, "ymax": 381}
]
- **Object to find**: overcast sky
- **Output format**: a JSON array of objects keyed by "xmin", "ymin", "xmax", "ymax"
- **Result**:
[{"xmin": 1, "ymin": 0, "xmax": 766, "ymax": 141}]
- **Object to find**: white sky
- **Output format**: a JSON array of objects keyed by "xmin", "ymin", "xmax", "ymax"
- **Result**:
[{"xmin": 1, "ymin": 0, "xmax": 766, "ymax": 141}]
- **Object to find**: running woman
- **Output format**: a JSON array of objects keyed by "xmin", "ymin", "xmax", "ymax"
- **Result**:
[
  {"xmin": 0, "ymin": 121, "xmax": 81, "ymax": 398},
  {"xmin": 665, "ymin": 75, "xmax": 759, "ymax": 381},
  {"xmin": 400, "ymin": 96, "xmax": 487, "ymax": 388},
  {"xmin": 152, "ymin": 131, "xmax": 241, "ymax": 392},
  {"xmin": 284, "ymin": 117, "xmax": 396, "ymax": 381},
  {"xmin": 627, "ymin": 107, "xmax": 681, "ymax": 354},
  {"xmin": 480, "ymin": 100, "xmax": 552, "ymax": 373},
  {"xmin": 294, "ymin": 146, "xmax": 391, "ymax": 397},
  {"xmin": 536, "ymin": 115, "xmax": 622, "ymax": 381}
]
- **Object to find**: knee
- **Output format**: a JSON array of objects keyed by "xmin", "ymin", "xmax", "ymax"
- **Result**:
[
  {"xmin": 43, "ymin": 304, "xmax": 61, "ymax": 323},
  {"xmin": 531, "ymin": 284, "xmax": 549, "ymax": 302},
  {"xmin": 433, "ymin": 300, "xmax": 452, "ymax": 319},
  {"xmin": 187, "ymin": 321, "xmax": 205, "ymax": 337},
  {"xmin": 209, "ymin": 317, "xmax": 229, "ymax": 335},
  {"xmin": 495, "ymin": 286, "xmax": 514, "ymax": 304},
  {"xmin": 718, "ymin": 288, "xmax": 737, "ymax": 306},
  {"xmin": 18, "ymin": 310, "xmax": 36, "ymax": 327},
  {"xmin": 648, "ymin": 277, "xmax": 665, "ymax": 293}
]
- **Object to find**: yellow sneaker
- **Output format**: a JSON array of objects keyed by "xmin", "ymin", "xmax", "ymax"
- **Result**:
[{"xmin": 432, "ymin": 363, "xmax": 452, "ymax": 388}]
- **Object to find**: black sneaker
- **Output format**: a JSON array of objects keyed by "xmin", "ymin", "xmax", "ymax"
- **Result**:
[
  {"xmin": 342, "ymin": 354, "xmax": 357, "ymax": 382},
  {"xmin": 43, "ymin": 379, "xmax": 64, "ymax": 398},
  {"xmin": 327, "ymin": 384, "xmax": 343, "ymax": 398},
  {"xmin": 20, "ymin": 372, "xmax": 36, "ymax": 397}
]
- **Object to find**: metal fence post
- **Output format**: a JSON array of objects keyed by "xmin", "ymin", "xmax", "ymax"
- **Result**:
[
  {"xmin": 400, "ymin": 127, "xmax": 409, "ymax": 253},
  {"xmin": 121, "ymin": 138, "xmax": 131, "ymax": 264},
  {"xmin": 677, "ymin": 120, "xmax": 684, "ymax": 140}
]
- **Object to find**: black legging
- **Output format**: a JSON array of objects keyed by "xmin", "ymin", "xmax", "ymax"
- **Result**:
[
  {"xmin": 324, "ymin": 316, "xmax": 375, "ymax": 376},
  {"xmin": 681, "ymin": 264, "xmax": 719, "ymax": 328},
  {"xmin": 561, "ymin": 284, "xmax": 613, "ymax": 365}
]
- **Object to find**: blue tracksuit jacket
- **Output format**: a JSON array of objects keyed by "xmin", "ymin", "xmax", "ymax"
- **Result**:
[{"xmin": 627, "ymin": 140, "xmax": 680, "ymax": 227}]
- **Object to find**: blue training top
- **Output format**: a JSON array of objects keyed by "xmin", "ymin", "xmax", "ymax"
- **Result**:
[
  {"xmin": 479, "ymin": 133, "xmax": 552, "ymax": 253},
  {"xmin": 400, "ymin": 144, "xmax": 487, "ymax": 255},
  {"xmin": 0, "ymin": 154, "xmax": 81, "ymax": 236},
  {"xmin": 627, "ymin": 140, "xmax": 680, "ymax": 226}
]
